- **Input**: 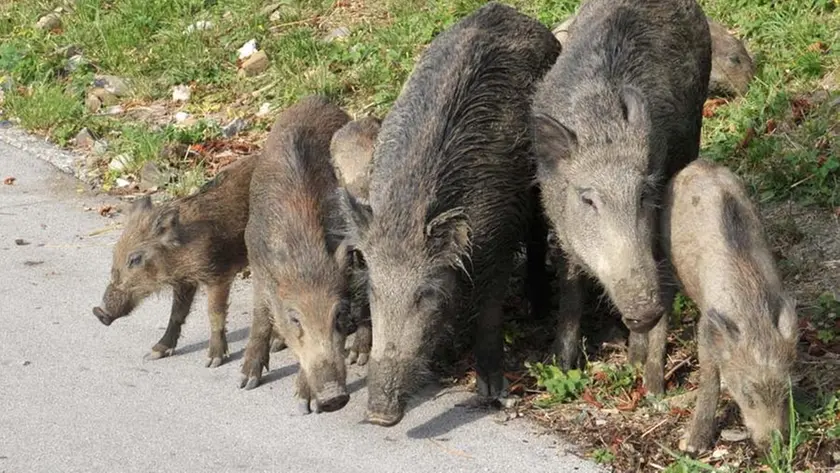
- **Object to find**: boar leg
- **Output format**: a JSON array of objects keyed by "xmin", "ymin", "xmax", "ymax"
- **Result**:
[
  {"xmin": 552, "ymin": 258, "xmax": 583, "ymax": 371},
  {"xmin": 474, "ymin": 296, "xmax": 508, "ymax": 398},
  {"xmin": 240, "ymin": 286, "xmax": 271, "ymax": 390},
  {"xmin": 205, "ymin": 278, "xmax": 232, "ymax": 368},
  {"xmin": 525, "ymin": 206, "xmax": 551, "ymax": 321},
  {"xmin": 347, "ymin": 303, "xmax": 372, "ymax": 367},
  {"xmin": 643, "ymin": 314, "xmax": 669, "ymax": 396},
  {"xmin": 295, "ymin": 373, "xmax": 314, "ymax": 415},
  {"xmin": 683, "ymin": 338, "xmax": 720, "ymax": 454},
  {"xmin": 148, "ymin": 282, "xmax": 197, "ymax": 360}
]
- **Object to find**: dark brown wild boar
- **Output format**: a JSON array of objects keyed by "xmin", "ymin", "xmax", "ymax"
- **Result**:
[
  {"xmin": 92, "ymin": 156, "xmax": 256, "ymax": 368},
  {"xmin": 663, "ymin": 158, "xmax": 798, "ymax": 453},
  {"xmin": 341, "ymin": 2, "xmax": 561, "ymax": 426},
  {"xmin": 240, "ymin": 95, "xmax": 353, "ymax": 414}
]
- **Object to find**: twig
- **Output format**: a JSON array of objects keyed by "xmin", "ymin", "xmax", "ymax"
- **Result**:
[
  {"xmin": 426, "ymin": 438, "xmax": 473, "ymax": 459},
  {"xmin": 789, "ymin": 173, "xmax": 815, "ymax": 189},
  {"xmin": 641, "ymin": 418, "xmax": 669, "ymax": 439},
  {"xmin": 88, "ymin": 224, "xmax": 122, "ymax": 237},
  {"xmin": 250, "ymin": 80, "xmax": 279, "ymax": 98},
  {"xmin": 665, "ymin": 358, "xmax": 692, "ymax": 381},
  {"xmin": 647, "ymin": 462, "xmax": 665, "ymax": 471}
]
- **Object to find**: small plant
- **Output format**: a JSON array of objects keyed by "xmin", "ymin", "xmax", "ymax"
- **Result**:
[
  {"xmin": 590, "ymin": 447, "xmax": 615, "ymax": 464},
  {"xmin": 525, "ymin": 359, "xmax": 589, "ymax": 405},
  {"xmin": 762, "ymin": 378, "xmax": 805, "ymax": 473}
]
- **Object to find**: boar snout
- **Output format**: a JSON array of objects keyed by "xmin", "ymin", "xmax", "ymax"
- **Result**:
[
  {"xmin": 744, "ymin": 405, "xmax": 789, "ymax": 452},
  {"xmin": 315, "ymin": 381, "xmax": 349, "ymax": 413},
  {"xmin": 94, "ymin": 284, "xmax": 136, "ymax": 326},
  {"xmin": 92, "ymin": 306, "xmax": 114, "ymax": 326},
  {"xmin": 365, "ymin": 358, "xmax": 409, "ymax": 427},
  {"xmin": 614, "ymin": 283, "xmax": 663, "ymax": 333},
  {"xmin": 622, "ymin": 308, "xmax": 664, "ymax": 333}
]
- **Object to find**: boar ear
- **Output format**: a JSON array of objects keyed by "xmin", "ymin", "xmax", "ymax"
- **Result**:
[
  {"xmin": 152, "ymin": 207, "xmax": 182, "ymax": 248},
  {"xmin": 533, "ymin": 113, "xmax": 577, "ymax": 173},
  {"xmin": 705, "ymin": 308, "xmax": 741, "ymax": 347},
  {"xmin": 777, "ymin": 296, "xmax": 799, "ymax": 342},
  {"xmin": 130, "ymin": 195, "xmax": 153, "ymax": 217},
  {"xmin": 338, "ymin": 187, "xmax": 372, "ymax": 241},
  {"xmin": 425, "ymin": 207, "xmax": 471, "ymax": 269},
  {"xmin": 620, "ymin": 85, "xmax": 650, "ymax": 128}
]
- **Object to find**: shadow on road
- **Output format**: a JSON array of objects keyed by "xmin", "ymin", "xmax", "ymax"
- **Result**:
[{"xmin": 176, "ymin": 327, "xmax": 250, "ymax": 356}]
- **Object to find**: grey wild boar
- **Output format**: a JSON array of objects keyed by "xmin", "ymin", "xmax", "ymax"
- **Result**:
[
  {"xmin": 533, "ymin": 0, "xmax": 712, "ymax": 394},
  {"xmin": 331, "ymin": 116, "xmax": 382, "ymax": 203},
  {"xmin": 663, "ymin": 158, "xmax": 798, "ymax": 453},
  {"xmin": 92, "ymin": 156, "xmax": 256, "ymax": 368},
  {"xmin": 551, "ymin": 13, "xmax": 752, "ymax": 98},
  {"xmin": 341, "ymin": 2, "xmax": 562, "ymax": 426},
  {"xmin": 240, "ymin": 95, "xmax": 353, "ymax": 414},
  {"xmin": 330, "ymin": 116, "xmax": 383, "ymax": 367},
  {"xmin": 707, "ymin": 19, "xmax": 755, "ymax": 97}
]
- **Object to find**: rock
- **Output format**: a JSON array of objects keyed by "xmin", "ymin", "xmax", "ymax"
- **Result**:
[
  {"xmin": 108, "ymin": 154, "xmax": 133, "ymax": 173},
  {"xmin": 93, "ymin": 75, "xmax": 130, "ymax": 96},
  {"xmin": 84, "ymin": 95, "xmax": 102, "ymax": 113},
  {"xmin": 65, "ymin": 54, "xmax": 87, "ymax": 73},
  {"xmin": 269, "ymin": 10, "xmax": 282, "ymax": 22},
  {"xmin": 184, "ymin": 20, "xmax": 213, "ymax": 33},
  {"xmin": 260, "ymin": 3, "xmax": 282, "ymax": 15},
  {"xmin": 174, "ymin": 111, "xmax": 191, "ymax": 123},
  {"xmin": 0, "ymin": 120, "xmax": 11, "ymax": 129},
  {"xmin": 90, "ymin": 87, "xmax": 119, "ymax": 106},
  {"xmin": 92, "ymin": 140, "xmax": 108, "ymax": 155},
  {"xmin": 85, "ymin": 154, "xmax": 103, "ymax": 169},
  {"xmin": 115, "ymin": 177, "xmax": 131, "ymax": 188},
  {"xmin": 238, "ymin": 39, "xmax": 258, "ymax": 60},
  {"xmin": 551, "ymin": 16, "xmax": 575, "ymax": 45},
  {"xmin": 101, "ymin": 105, "xmax": 124, "ymax": 116},
  {"xmin": 74, "ymin": 128, "xmax": 94, "ymax": 148},
  {"xmin": 720, "ymin": 428, "xmax": 750, "ymax": 442},
  {"xmin": 36, "ymin": 13, "xmax": 62, "ymax": 31},
  {"xmin": 1, "ymin": 76, "xmax": 14, "ymax": 92},
  {"xmin": 222, "ymin": 118, "xmax": 247, "ymax": 137},
  {"xmin": 238, "ymin": 50, "xmax": 269, "ymax": 77},
  {"xmin": 172, "ymin": 84, "xmax": 191, "ymax": 103},
  {"xmin": 256, "ymin": 102, "xmax": 273, "ymax": 117},
  {"xmin": 324, "ymin": 26, "xmax": 351, "ymax": 43}
]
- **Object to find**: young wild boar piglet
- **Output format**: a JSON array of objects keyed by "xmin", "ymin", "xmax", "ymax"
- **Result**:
[
  {"xmin": 664, "ymin": 158, "xmax": 798, "ymax": 453},
  {"xmin": 240, "ymin": 95, "xmax": 354, "ymax": 415},
  {"xmin": 533, "ymin": 0, "xmax": 712, "ymax": 394},
  {"xmin": 330, "ymin": 116, "xmax": 383, "ymax": 367},
  {"xmin": 341, "ymin": 2, "xmax": 561, "ymax": 427},
  {"xmin": 92, "ymin": 155, "xmax": 256, "ymax": 368}
]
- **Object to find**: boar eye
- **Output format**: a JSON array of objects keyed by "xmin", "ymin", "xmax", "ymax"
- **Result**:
[
  {"xmin": 286, "ymin": 308, "xmax": 302, "ymax": 327},
  {"xmin": 127, "ymin": 251, "xmax": 144, "ymax": 269},
  {"xmin": 577, "ymin": 188, "xmax": 598, "ymax": 211},
  {"xmin": 414, "ymin": 287, "xmax": 439, "ymax": 309}
]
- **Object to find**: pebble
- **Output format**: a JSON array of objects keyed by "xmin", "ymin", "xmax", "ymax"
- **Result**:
[
  {"xmin": 172, "ymin": 84, "xmax": 191, "ymax": 103},
  {"xmin": 238, "ymin": 39, "xmax": 258, "ymax": 60}
]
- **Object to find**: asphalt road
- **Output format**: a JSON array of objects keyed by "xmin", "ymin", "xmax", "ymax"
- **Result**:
[{"xmin": 0, "ymin": 131, "xmax": 604, "ymax": 473}]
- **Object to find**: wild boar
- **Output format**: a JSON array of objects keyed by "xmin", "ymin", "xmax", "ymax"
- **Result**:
[
  {"xmin": 533, "ymin": 0, "xmax": 712, "ymax": 394},
  {"xmin": 664, "ymin": 158, "xmax": 798, "ymax": 453},
  {"xmin": 92, "ymin": 155, "xmax": 256, "ymax": 368},
  {"xmin": 240, "ymin": 95, "xmax": 353, "ymax": 414},
  {"xmin": 330, "ymin": 116, "xmax": 383, "ymax": 367},
  {"xmin": 341, "ymin": 2, "xmax": 562, "ymax": 426},
  {"xmin": 551, "ymin": 12, "xmax": 753, "ymax": 97}
]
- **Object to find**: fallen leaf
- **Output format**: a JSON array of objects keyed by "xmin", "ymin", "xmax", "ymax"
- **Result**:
[
  {"xmin": 3, "ymin": 176, "xmax": 16, "ymax": 185},
  {"xmin": 815, "ymin": 136, "xmax": 830, "ymax": 150},
  {"xmin": 582, "ymin": 389, "xmax": 604, "ymax": 409},
  {"xmin": 702, "ymin": 98, "xmax": 728, "ymax": 118},
  {"xmin": 791, "ymin": 97, "xmax": 812, "ymax": 122},
  {"xmin": 98, "ymin": 205, "xmax": 115, "ymax": 217},
  {"xmin": 807, "ymin": 41, "xmax": 828, "ymax": 53},
  {"xmin": 764, "ymin": 118, "xmax": 777, "ymax": 134},
  {"xmin": 735, "ymin": 127, "xmax": 756, "ymax": 152}
]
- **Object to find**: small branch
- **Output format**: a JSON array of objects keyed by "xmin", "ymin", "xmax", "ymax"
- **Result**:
[
  {"xmin": 665, "ymin": 358, "xmax": 692, "ymax": 381},
  {"xmin": 641, "ymin": 418, "xmax": 669, "ymax": 439}
]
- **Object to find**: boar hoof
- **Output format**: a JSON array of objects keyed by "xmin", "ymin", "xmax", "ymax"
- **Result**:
[
  {"xmin": 270, "ymin": 338, "xmax": 286, "ymax": 353},
  {"xmin": 206, "ymin": 356, "xmax": 224, "ymax": 368},
  {"xmin": 239, "ymin": 375, "xmax": 261, "ymax": 390},
  {"xmin": 347, "ymin": 350, "xmax": 370, "ymax": 366},
  {"xmin": 298, "ymin": 399, "xmax": 313, "ymax": 415},
  {"xmin": 476, "ymin": 372, "xmax": 509, "ymax": 399},
  {"xmin": 145, "ymin": 347, "xmax": 174, "ymax": 361}
]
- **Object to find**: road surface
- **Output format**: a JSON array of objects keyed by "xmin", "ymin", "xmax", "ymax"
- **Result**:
[{"xmin": 0, "ymin": 130, "xmax": 604, "ymax": 473}]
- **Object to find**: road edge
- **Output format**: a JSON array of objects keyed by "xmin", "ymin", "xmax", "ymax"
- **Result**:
[{"xmin": 0, "ymin": 123, "xmax": 90, "ymax": 184}]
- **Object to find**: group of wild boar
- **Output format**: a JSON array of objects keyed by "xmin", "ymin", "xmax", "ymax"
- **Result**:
[{"xmin": 92, "ymin": 0, "xmax": 796, "ymax": 457}]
